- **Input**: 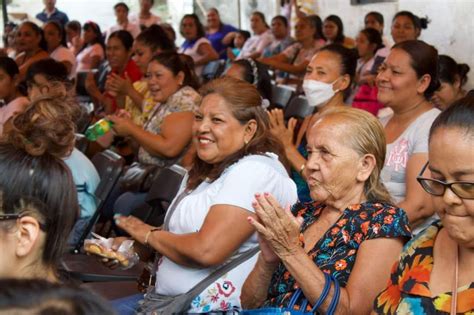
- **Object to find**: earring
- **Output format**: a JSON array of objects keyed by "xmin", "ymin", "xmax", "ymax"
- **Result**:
[{"xmin": 244, "ymin": 139, "xmax": 249, "ymax": 145}]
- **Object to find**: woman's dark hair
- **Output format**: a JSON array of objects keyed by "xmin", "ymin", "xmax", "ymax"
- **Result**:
[
  {"xmin": 365, "ymin": 11, "xmax": 384, "ymax": 26},
  {"xmin": 0, "ymin": 96, "xmax": 78, "ymax": 268},
  {"xmin": 180, "ymin": 14, "xmax": 206, "ymax": 39},
  {"xmin": 393, "ymin": 11, "xmax": 430, "ymax": 32},
  {"xmin": 438, "ymin": 55, "xmax": 470, "ymax": 87},
  {"xmin": 429, "ymin": 94, "xmax": 474, "ymax": 141},
  {"xmin": 252, "ymin": 11, "xmax": 270, "ymax": 29},
  {"xmin": 65, "ymin": 20, "xmax": 81, "ymax": 34},
  {"xmin": 26, "ymin": 58, "xmax": 69, "ymax": 85},
  {"xmin": 272, "ymin": 15, "xmax": 289, "ymax": 28},
  {"xmin": 160, "ymin": 22, "xmax": 177, "ymax": 43},
  {"xmin": 231, "ymin": 59, "xmax": 272, "ymax": 103},
  {"xmin": 325, "ymin": 15, "xmax": 345, "ymax": 44},
  {"xmin": 136, "ymin": 24, "xmax": 175, "ymax": 52},
  {"xmin": 0, "ymin": 56, "xmax": 20, "ymax": 78},
  {"xmin": 392, "ymin": 40, "xmax": 440, "ymax": 99},
  {"xmin": 305, "ymin": 14, "xmax": 325, "ymax": 40},
  {"xmin": 44, "ymin": 20, "xmax": 67, "ymax": 48},
  {"xmin": 0, "ymin": 279, "xmax": 115, "ymax": 315},
  {"xmin": 320, "ymin": 43, "xmax": 357, "ymax": 86},
  {"xmin": 19, "ymin": 21, "xmax": 48, "ymax": 52},
  {"xmin": 237, "ymin": 29, "xmax": 251, "ymax": 41},
  {"xmin": 360, "ymin": 27, "xmax": 384, "ymax": 54},
  {"xmin": 114, "ymin": 2, "xmax": 129, "ymax": 11},
  {"xmin": 149, "ymin": 51, "xmax": 200, "ymax": 90},
  {"xmin": 108, "ymin": 30, "xmax": 134, "ymax": 51},
  {"xmin": 79, "ymin": 21, "xmax": 105, "ymax": 54},
  {"xmin": 187, "ymin": 77, "xmax": 287, "ymax": 190}
]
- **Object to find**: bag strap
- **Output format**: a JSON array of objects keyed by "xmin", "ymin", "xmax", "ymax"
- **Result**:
[
  {"xmin": 163, "ymin": 190, "xmax": 190, "ymax": 231},
  {"xmin": 327, "ymin": 275, "xmax": 340, "ymax": 315}
]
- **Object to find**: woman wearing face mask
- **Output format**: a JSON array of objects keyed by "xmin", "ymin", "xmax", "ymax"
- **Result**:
[{"xmin": 268, "ymin": 44, "xmax": 356, "ymax": 202}]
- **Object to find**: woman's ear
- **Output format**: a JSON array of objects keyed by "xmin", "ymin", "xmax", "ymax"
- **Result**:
[
  {"xmin": 15, "ymin": 216, "xmax": 42, "ymax": 258},
  {"xmin": 177, "ymin": 71, "xmax": 185, "ymax": 86},
  {"xmin": 336, "ymin": 74, "xmax": 351, "ymax": 92},
  {"xmin": 357, "ymin": 154, "xmax": 376, "ymax": 182},
  {"xmin": 416, "ymin": 74, "xmax": 431, "ymax": 95},
  {"xmin": 244, "ymin": 119, "xmax": 258, "ymax": 143}
]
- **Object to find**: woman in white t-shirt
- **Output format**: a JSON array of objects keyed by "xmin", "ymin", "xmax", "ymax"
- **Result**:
[
  {"xmin": 178, "ymin": 14, "xmax": 219, "ymax": 77},
  {"xmin": 76, "ymin": 21, "xmax": 105, "ymax": 71},
  {"xmin": 43, "ymin": 21, "xmax": 77, "ymax": 78},
  {"xmin": 377, "ymin": 40, "xmax": 441, "ymax": 234},
  {"xmin": 237, "ymin": 11, "xmax": 273, "ymax": 59},
  {"xmin": 109, "ymin": 77, "xmax": 297, "ymax": 314}
]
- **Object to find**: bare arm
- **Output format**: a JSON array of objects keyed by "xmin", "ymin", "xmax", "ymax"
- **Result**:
[
  {"xmin": 222, "ymin": 32, "xmax": 237, "ymax": 46},
  {"xmin": 194, "ymin": 42, "xmax": 219, "ymax": 66},
  {"xmin": 109, "ymin": 111, "xmax": 194, "ymax": 158},
  {"xmin": 241, "ymin": 254, "xmax": 279, "ymax": 308},
  {"xmin": 398, "ymin": 153, "xmax": 434, "ymax": 228},
  {"xmin": 117, "ymin": 205, "xmax": 257, "ymax": 268}
]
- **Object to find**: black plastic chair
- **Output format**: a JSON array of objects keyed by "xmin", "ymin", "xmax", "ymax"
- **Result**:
[
  {"xmin": 201, "ymin": 60, "xmax": 225, "ymax": 82},
  {"xmin": 284, "ymin": 96, "xmax": 313, "ymax": 120},
  {"xmin": 271, "ymin": 84, "xmax": 295, "ymax": 109},
  {"xmin": 71, "ymin": 150, "xmax": 125, "ymax": 253}
]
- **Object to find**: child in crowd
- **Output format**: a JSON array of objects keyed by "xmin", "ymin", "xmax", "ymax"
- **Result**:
[{"xmin": 227, "ymin": 30, "xmax": 251, "ymax": 62}]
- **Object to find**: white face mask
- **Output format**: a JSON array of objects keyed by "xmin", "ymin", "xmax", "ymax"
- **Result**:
[{"xmin": 303, "ymin": 78, "xmax": 341, "ymax": 108}]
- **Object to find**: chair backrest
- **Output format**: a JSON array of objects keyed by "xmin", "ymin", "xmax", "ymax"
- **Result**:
[
  {"xmin": 91, "ymin": 150, "xmax": 125, "ymax": 205},
  {"xmin": 75, "ymin": 133, "xmax": 89, "ymax": 154},
  {"xmin": 271, "ymin": 84, "xmax": 295, "ymax": 109},
  {"xmin": 284, "ymin": 96, "xmax": 313, "ymax": 120},
  {"xmin": 201, "ymin": 60, "xmax": 225, "ymax": 82}
]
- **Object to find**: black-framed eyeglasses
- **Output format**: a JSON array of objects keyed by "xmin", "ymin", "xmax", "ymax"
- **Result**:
[
  {"xmin": 0, "ymin": 213, "xmax": 47, "ymax": 231},
  {"xmin": 417, "ymin": 162, "xmax": 474, "ymax": 200}
]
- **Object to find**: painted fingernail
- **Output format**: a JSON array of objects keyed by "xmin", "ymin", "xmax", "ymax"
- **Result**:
[
  {"xmin": 252, "ymin": 201, "xmax": 258, "ymax": 207},
  {"xmin": 247, "ymin": 217, "xmax": 253, "ymax": 223},
  {"xmin": 264, "ymin": 192, "xmax": 269, "ymax": 197},
  {"xmin": 255, "ymin": 193, "xmax": 261, "ymax": 198}
]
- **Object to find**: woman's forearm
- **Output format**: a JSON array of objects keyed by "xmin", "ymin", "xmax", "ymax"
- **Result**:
[
  {"xmin": 241, "ymin": 255, "xmax": 279, "ymax": 309},
  {"xmin": 128, "ymin": 125, "xmax": 184, "ymax": 158},
  {"xmin": 285, "ymin": 145, "xmax": 308, "ymax": 180}
]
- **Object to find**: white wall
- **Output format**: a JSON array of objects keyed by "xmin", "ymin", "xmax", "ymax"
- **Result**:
[{"xmin": 314, "ymin": 0, "xmax": 474, "ymax": 89}]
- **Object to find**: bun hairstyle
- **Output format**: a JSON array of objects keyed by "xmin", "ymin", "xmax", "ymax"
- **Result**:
[
  {"xmin": 7, "ymin": 96, "xmax": 76, "ymax": 159},
  {"xmin": 392, "ymin": 40, "xmax": 440, "ymax": 99},
  {"xmin": 393, "ymin": 11, "xmax": 430, "ymax": 31},
  {"xmin": 438, "ymin": 55, "xmax": 470, "ymax": 87},
  {"xmin": 136, "ymin": 24, "xmax": 175, "ymax": 52}
]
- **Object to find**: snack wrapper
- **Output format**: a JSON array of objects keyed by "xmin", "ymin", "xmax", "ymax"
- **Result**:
[{"xmin": 84, "ymin": 237, "xmax": 139, "ymax": 270}]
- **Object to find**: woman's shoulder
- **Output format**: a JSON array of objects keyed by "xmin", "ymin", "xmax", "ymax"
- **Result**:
[
  {"xmin": 226, "ymin": 153, "xmax": 288, "ymax": 177},
  {"xmin": 168, "ymin": 86, "xmax": 201, "ymax": 111},
  {"xmin": 413, "ymin": 108, "xmax": 441, "ymax": 126}
]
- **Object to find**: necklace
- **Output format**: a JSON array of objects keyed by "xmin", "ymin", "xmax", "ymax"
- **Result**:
[{"xmin": 450, "ymin": 244, "xmax": 458, "ymax": 315}]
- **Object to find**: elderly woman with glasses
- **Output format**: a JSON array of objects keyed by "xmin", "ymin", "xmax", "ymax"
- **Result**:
[{"xmin": 374, "ymin": 96, "xmax": 474, "ymax": 314}]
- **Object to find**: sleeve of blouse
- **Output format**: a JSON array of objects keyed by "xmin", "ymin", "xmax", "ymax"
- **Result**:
[
  {"xmin": 372, "ymin": 259, "xmax": 403, "ymax": 314},
  {"xmin": 364, "ymin": 204, "xmax": 412, "ymax": 240},
  {"xmin": 412, "ymin": 110, "xmax": 440, "ymax": 154},
  {"xmin": 212, "ymin": 158, "xmax": 297, "ymax": 213}
]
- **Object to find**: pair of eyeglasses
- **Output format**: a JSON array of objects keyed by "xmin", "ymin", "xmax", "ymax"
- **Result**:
[
  {"xmin": 0, "ymin": 213, "xmax": 47, "ymax": 231},
  {"xmin": 417, "ymin": 162, "xmax": 474, "ymax": 199}
]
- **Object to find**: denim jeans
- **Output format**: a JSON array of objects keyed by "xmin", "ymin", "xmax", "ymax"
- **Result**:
[{"xmin": 111, "ymin": 293, "xmax": 144, "ymax": 315}]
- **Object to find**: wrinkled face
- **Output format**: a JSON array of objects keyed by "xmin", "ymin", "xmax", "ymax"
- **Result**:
[
  {"xmin": 306, "ymin": 117, "xmax": 363, "ymax": 204},
  {"xmin": 0, "ymin": 68, "xmax": 16, "ymax": 100},
  {"xmin": 250, "ymin": 14, "xmax": 265, "ymax": 34},
  {"xmin": 115, "ymin": 6, "xmax": 128, "ymax": 23},
  {"xmin": 428, "ymin": 127, "xmax": 474, "ymax": 248},
  {"xmin": 181, "ymin": 17, "xmax": 197, "ymax": 40},
  {"xmin": 271, "ymin": 18, "xmax": 287, "ymax": 39},
  {"xmin": 391, "ymin": 15, "xmax": 418, "ymax": 44},
  {"xmin": 15, "ymin": 24, "xmax": 41, "ymax": 53},
  {"xmin": 376, "ymin": 48, "xmax": 424, "ymax": 107},
  {"xmin": 305, "ymin": 50, "xmax": 342, "ymax": 83},
  {"xmin": 193, "ymin": 93, "xmax": 253, "ymax": 164},
  {"xmin": 432, "ymin": 80, "xmax": 461, "ymax": 111},
  {"xmin": 207, "ymin": 10, "xmax": 220, "ymax": 28},
  {"xmin": 365, "ymin": 15, "xmax": 383, "ymax": 33},
  {"xmin": 43, "ymin": 23, "xmax": 62, "ymax": 50},
  {"xmin": 132, "ymin": 40, "xmax": 155, "ymax": 73},
  {"xmin": 356, "ymin": 32, "xmax": 375, "ymax": 58},
  {"xmin": 225, "ymin": 63, "xmax": 245, "ymax": 81},
  {"xmin": 106, "ymin": 36, "xmax": 130, "ymax": 71},
  {"xmin": 323, "ymin": 20, "xmax": 338, "ymax": 41},
  {"xmin": 145, "ymin": 60, "xmax": 183, "ymax": 103},
  {"xmin": 295, "ymin": 19, "xmax": 314, "ymax": 42}
]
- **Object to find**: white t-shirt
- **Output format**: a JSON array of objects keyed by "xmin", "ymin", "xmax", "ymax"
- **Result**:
[
  {"xmin": 237, "ymin": 29, "xmax": 274, "ymax": 59},
  {"xmin": 380, "ymin": 108, "xmax": 440, "ymax": 234},
  {"xmin": 50, "ymin": 46, "xmax": 77, "ymax": 79},
  {"xmin": 155, "ymin": 153, "xmax": 297, "ymax": 313},
  {"xmin": 178, "ymin": 37, "xmax": 212, "ymax": 76},
  {"xmin": 129, "ymin": 13, "xmax": 161, "ymax": 28},
  {"xmin": 76, "ymin": 43, "xmax": 105, "ymax": 71},
  {"xmin": 106, "ymin": 22, "xmax": 141, "ymax": 40},
  {"xmin": 0, "ymin": 96, "xmax": 30, "ymax": 135}
]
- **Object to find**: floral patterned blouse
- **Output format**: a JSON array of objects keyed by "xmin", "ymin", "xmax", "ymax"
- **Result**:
[
  {"xmin": 374, "ymin": 221, "xmax": 474, "ymax": 314},
  {"xmin": 138, "ymin": 86, "xmax": 201, "ymax": 167},
  {"xmin": 264, "ymin": 201, "xmax": 411, "ymax": 310}
]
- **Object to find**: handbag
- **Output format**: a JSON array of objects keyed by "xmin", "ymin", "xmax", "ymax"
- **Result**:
[
  {"xmin": 241, "ymin": 273, "xmax": 340, "ymax": 315},
  {"xmin": 135, "ymin": 191, "xmax": 260, "ymax": 314},
  {"xmin": 119, "ymin": 162, "xmax": 162, "ymax": 192}
]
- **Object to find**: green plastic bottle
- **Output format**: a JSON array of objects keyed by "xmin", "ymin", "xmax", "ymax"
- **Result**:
[{"xmin": 85, "ymin": 119, "xmax": 114, "ymax": 141}]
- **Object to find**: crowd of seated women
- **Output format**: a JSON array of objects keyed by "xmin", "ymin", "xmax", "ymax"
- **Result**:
[{"xmin": 0, "ymin": 2, "xmax": 472, "ymax": 315}]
